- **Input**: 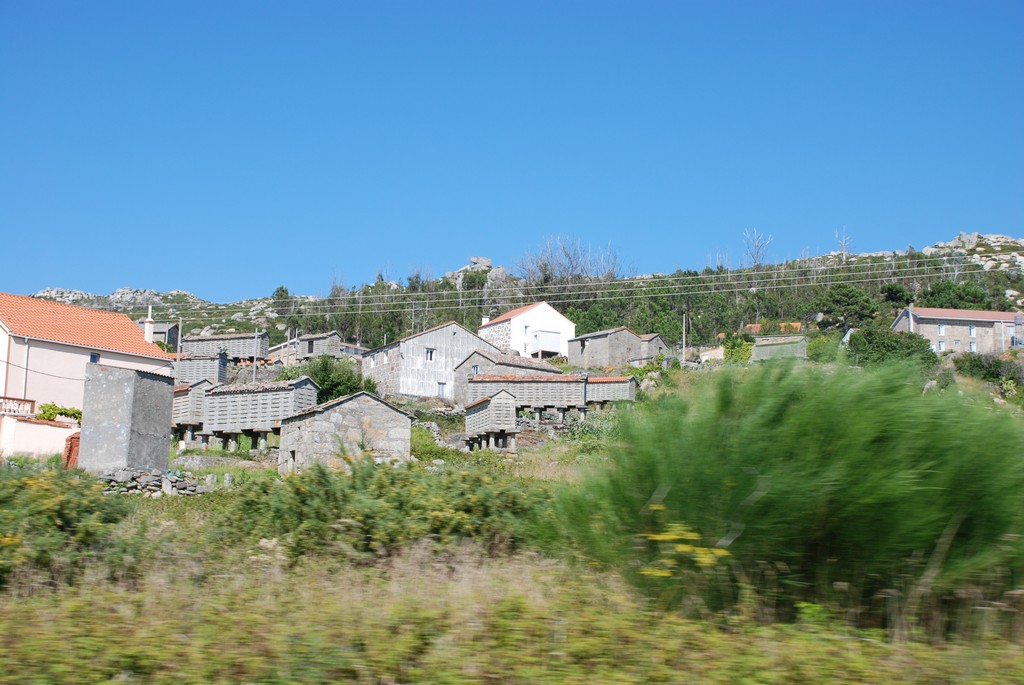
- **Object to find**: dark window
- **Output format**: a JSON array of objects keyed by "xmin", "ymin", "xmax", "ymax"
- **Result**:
[
  {"xmin": 426, "ymin": 348, "xmax": 435, "ymax": 361},
  {"xmin": 307, "ymin": 340, "xmax": 314, "ymax": 354},
  {"xmin": 89, "ymin": 353, "xmax": 100, "ymax": 363}
]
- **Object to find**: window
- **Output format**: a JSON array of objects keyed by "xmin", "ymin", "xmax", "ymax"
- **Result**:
[
  {"xmin": 425, "ymin": 348, "xmax": 435, "ymax": 361},
  {"xmin": 89, "ymin": 352, "xmax": 100, "ymax": 363},
  {"xmin": 937, "ymin": 324, "xmax": 945, "ymax": 336},
  {"xmin": 953, "ymin": 340, "xmax": 960, "ymax": 346},
  {"xmin": 437, "ymin": 382, "xmax": 447, "ymax": 397},
  {"xmin": 938, "ymin": 340, "xmax": 946, "ymax": 352},
  {"xmin": 969, "ymin": 325, "xmax": 977, "ymax": 338},
  {"xmin": 471, "ymin": 364, "xmax": 479, "ymax": 375},
  {"xmin": 970, "ymin": 341, "xmax": 977, "ymax": 352},
  {"xmin": 307, "ymin": 340, "xmax": 314, "ymax": 354}
]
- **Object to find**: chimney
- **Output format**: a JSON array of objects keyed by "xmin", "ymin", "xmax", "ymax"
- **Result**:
[
  {"xmin": 481, "ymin": 316, "xmax": 490, "ymax": 325},
  {"xmin": 143, "ymin": 305, "xmax": 155, "ymax": 343}
]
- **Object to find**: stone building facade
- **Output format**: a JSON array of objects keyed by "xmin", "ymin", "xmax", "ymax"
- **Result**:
[
  {"xmin": 180, "ymin": 332, "xmax": 270, "ymax": 361},
  {"xmin": 568, "ymin": 327, "xmax": 668, "ymax": 369},
  {"xmin": 362, "ymin": 322, "xmax": 499, "ymax": 400},
  {"xmin": 891, "ymin": 306, "xmax": 1022, "ymax": 355},
  {"xmin": 279, "ymin": 392, "xmax": 412, "ymax": 473}
]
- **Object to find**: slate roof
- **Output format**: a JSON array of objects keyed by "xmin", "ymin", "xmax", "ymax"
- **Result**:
[
  {"xmin": 470, "ymin": 374, "xmax": 584, "ymax": 383},
  {"xmin": 285, "ymin": 391, "xmax": 413, "ymax": 420},
  {"xmin": 904, "ymin": 307, "xmax": 1021, "ymax": 322},
  {"xmin": 207, "ymin": 377, "xmax": 318, "ymax": 395},
  {"xmin": 365, "ymin": 321, "xmax": 498, "ymax": 354},
  {"xmin": 182, "ymin": 331, "xmax": 269, "ymax": 341},
  {"xmin": 460, "ymin": 348, "xmax": 562, "ymax": 373},
  {"xmin": 0, "ymin": 292, "xmax": 173, "ymax": 360}
]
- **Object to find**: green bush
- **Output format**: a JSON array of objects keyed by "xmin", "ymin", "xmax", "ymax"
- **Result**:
[
  {"xmin": 847, "ymin": 326, "xmax": 937, "ymax": 368},
  {"xmin": 35, "ymin": 402, "xmax": 81, "ymax": 425},
  {"xmin": 806, "ymin": 334, "xmax": 840, "ymax": 363},
  {"xmin": 216, "ymin": 461, "xmax": 553, "ymax": 561},
  {"xmin": 0, "ymin": 467, "xmax": 132, "ymax": 587},
  {"xmin": 557, "ymin": 363, "xmax": 1024, "ymax": 627}
]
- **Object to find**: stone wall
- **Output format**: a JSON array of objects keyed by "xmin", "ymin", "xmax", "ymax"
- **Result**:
[
  {"xmin": 279, "ymin": 393, "xmax": 411, "ymax": 473},
  {"xmin": 79, "ymin": 364, "xmax": 173, "ymax": 474},
  {"xmin": 478, "ymin": 321, "xmax": 511, "ymax": 353}
]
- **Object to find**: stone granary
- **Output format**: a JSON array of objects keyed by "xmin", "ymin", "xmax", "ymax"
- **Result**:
[
  {"xmin": 279, "ymin": 391, "xmax": 413, "ymax": 474},
  {"xmin": 78, "ymin": 363, "xmax": 174, "ymax": 475},
  {"xmin": 204, "ymin": 376, "xmax": 319, "ymax": 450},
  {"xmin": 750, "ymin": 335, "xmax": 808, "ymax": 361},
  {"xmin": 171, "ymin": 379, "xmax": 219, "ymax": 440},
  {"xmin": 362, "ymin": 321, "xmax": 499, "ymax": 401},
  {"xmin": 464, "ymin": 389, "xmax": 518, "ymax": 452},
  {"xmin": 173, "ymin": 351, "xmax": 228, "ymax": 384},
  {"xmin": 567, "ymin": 326, "xmax": 668, "ymax": 369},
  {"xmin": 467, "ymin": 374, "xmax": 636, "ymax": 422},
  {"xmin": 180, "ymin": 331, "xmax": 270, "ymax": 362},
  {"xmin": 452, "ymin": 349, "xmax": 562, "ymax": 407}
]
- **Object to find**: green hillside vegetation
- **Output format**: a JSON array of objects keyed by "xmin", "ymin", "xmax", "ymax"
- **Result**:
[{"xmin": 3, "ymin": 358, "xmax": 1024, "ymax": 681}]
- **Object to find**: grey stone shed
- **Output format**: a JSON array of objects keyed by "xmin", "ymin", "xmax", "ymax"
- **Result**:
[
  {"xmin": 173, "ymin": 351, "xmax": 228, "ymax": 384},
  {"xmin": 78, "ymin": 363, "xmax": 174, "ymax": 474},
  {"xmin": 567, "ymin": 327, "xmax": 668, "ymax": 369},
  {"xmin": 171, "ymin": 379, "xmax": 219, "ymax": 438},
  {"xmin": 279, "ymin": 392, "xmax": 413, "ymax": 474}
]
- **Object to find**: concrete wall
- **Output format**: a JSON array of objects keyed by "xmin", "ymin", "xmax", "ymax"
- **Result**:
[
  {"xmin": 0, "ymin": 415, "xmax": 77, "ymax": 457},
  {"xmin": 279, "ymin": 393, "xmax": 411, "ymax": 473},
  {"xmin": 174, "ymin": 353, "xmax": 228, "ymax": 384},
  {"xmin": 0, "ymin": 332, "xmax": 171, "ymax": 409},
  {"xmin": 569, "ymin": 329, "xmax": 641, "ymax": 368},
  {"xmin": 181, "ymin": 333, "xmax": 269, "ymax": 360},
  {"xmin": 78, "ymin": 364, "xmax": 173, "ymax": 474}
]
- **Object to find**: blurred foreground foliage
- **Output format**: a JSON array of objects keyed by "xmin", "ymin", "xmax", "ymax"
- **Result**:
[
  {"xmin": 558, "ymin": 362, "xmax": 1024, "ymax": 632},
  {"xmin": 214, "ymin": 460, "xmax": 553, "ymax": 561}
]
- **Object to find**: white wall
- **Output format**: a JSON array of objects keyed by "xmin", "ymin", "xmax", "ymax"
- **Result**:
[
  {"xmin": 0, "ymin": 415, "xmax": 77, "ymax": 457},
  {"xmin": 507, "ymin": 303, "xmax": 576, "ymax": 357},
  {"xmin": 1, "ymin": 336, "xmax": 171, "ymax": 409}
]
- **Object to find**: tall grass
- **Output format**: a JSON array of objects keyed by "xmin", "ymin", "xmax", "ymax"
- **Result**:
[{"xmin": 558, "ymin": 362, "xmax": 1024, "ymax": 633}]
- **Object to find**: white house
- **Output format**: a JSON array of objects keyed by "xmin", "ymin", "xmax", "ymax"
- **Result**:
[
  {"xmin": 0, "ymin": 291, "xmax": 173, "ymax": 410},
  {"xmin": 478, "ymin": 302, "xmax": 576, "ymax": 359}
]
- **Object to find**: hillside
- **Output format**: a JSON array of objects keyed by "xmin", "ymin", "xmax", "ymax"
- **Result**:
[{"xmin": 31, "ymin": 232, "xmax": 1024, "ymax": 349}]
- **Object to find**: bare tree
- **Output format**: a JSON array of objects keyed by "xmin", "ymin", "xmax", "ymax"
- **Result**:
[
  {"xmin": 516, "ymin": 236, "xmax": 628, "ymax": 302},
  {"xmin": 743, "ymin": 228, "xmax": 773, "ymax": 268},
  {"xmin": 835, "ymin": 226, "xmax": 853, "ymax": 265}
]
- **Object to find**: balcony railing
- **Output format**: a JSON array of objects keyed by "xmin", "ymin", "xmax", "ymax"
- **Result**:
[{"xmin": 0, "ymin": 396, "xmax": 36, "ymax": 415}]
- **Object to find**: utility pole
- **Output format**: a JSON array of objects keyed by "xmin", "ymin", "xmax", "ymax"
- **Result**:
[{"xmin": 681, "ymin": 309, "xmax": 687, "ymax": 364}]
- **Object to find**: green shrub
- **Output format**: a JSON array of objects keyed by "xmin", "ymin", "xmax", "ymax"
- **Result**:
[
  {"xmin": 216, "ymin": 461, "xmax": 553, "ymax": 561},
  {"xmin": 0, "ymin": 467, "xmax": 132, "ymax": 587},
  {"xmin": 557, "ymin": 363, "xmax": 1024, "ymax": 627},
  {"xmin": 847, "ymin": 326, "xmax": 937, "ymax": 368},
  {"xmin": 806, "ymin": 334, "xmax": 840, "ymax": 363},
  {"xmin": 35, "ymin": 402, "xmax": 81, "ymax": 425}
]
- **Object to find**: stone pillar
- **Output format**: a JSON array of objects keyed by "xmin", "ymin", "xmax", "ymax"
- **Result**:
[
  {"xmin": 509, "ymin": 434, "xmax": 517, "ymax": 453},
  {"xmin": 487, "ymin": 434, "xmax": 494, "ymax": 449},
  {"xmin": 535, "ymin": 408, "xmax": 542, "ymax": 423},
  {"xmin": 258, "ymin": 433, "xmax": 268, "ymax": 451},
  {"xmin": 558, "ymin": 408, "xmax": 566, "ymax": 424},
  {"xmin": 227, "ymin": 435, "xmax": 238, "ymax": 452}
]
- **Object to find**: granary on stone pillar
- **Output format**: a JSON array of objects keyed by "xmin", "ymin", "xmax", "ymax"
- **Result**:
[
  {"xmin": 464, "ymin": 389, "xmax": 518, "ymax": 452},
  {"xmin": 79, "ymin": 363, "xmax": 174, "ymax": 474},
  {"xmin": 203, "ymin": 376, "xmax": 319, "ymax": 447},
  {"xmin": 278, "ymin": 391, "xmax": 413, "ymax": 474}
]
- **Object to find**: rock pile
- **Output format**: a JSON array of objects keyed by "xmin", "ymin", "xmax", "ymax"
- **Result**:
[{"xmin": 98, "ymin": 469, "xmax": 230, "ymax": 497}]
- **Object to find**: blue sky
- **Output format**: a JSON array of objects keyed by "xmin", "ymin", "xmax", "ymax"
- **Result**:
[{"xmin": 2, "ymin": 1, "xmax": 1021, "ymax": 302}]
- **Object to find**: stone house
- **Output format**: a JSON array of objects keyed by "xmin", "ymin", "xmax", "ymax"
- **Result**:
[
  {"xmin": 204, "ymin": 376, "xmax": 319, "ymax": 449},
  {"xmin": 890, "ymin": 306, "xmax": 1023, "ymax": 355},
  {"xmin": 279, "ymin": 391, "xmax": 413, "ymax": 473},
  {"xmin": 567, "ymin": 326, "xmax": 668, "ymax": 369},
  {"xmin": 297, "ymin": 331, "xmax": 368, "ymax": 362},
  {"xmin": 452, "ymin": 349, "xmax": 562, "ymax": 407},
  {"xmin": 0, "ymin": 291, "xmax": 173, "ymax": 410},
  {"xmin": 464, "ymin": 389, "xmax": 518, "ymax": 452},
  {"xmin": 362, "ymin": 321, "xmax": 499, "ymax": 401},
  {"xmin": 478, "ymin": 302, "xmax": 576, "ymax": 358},
  {"xmin": 180, "ymin": 331, "xmax": 270, "ymax": 362}
]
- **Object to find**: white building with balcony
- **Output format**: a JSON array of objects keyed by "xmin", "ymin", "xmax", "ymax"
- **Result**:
[{"xmin": 478, "ymin": 302, "xmax": 576, "ymax": 359}]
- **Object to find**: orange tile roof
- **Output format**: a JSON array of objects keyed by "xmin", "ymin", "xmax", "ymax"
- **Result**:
[
  {"xmin": 587, "ymin": 376, "xmax": 632, "ymax": 383},
  {"xmin": 0, "ymin": 292, "xmax": 174, "ymax": 360},
  {"xmin": 479, "ymin": 302, "xmax": 544, "ymax": 328}
]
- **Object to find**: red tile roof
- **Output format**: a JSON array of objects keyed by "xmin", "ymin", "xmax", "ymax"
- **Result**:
[
  {"xmin": 0, "ymin": 292, "xmax": 174, "ymax": 360},
  {"xmin": 588, "ymin": 376, "xmax": 632, "ymax": 383},
  {"xmin": 479, "ymin": 302, "xmax": 544, "ymax": 329},
  {"xmin": 908, "ymin": 307, "xmax": 1021, "ymax": 322}
]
